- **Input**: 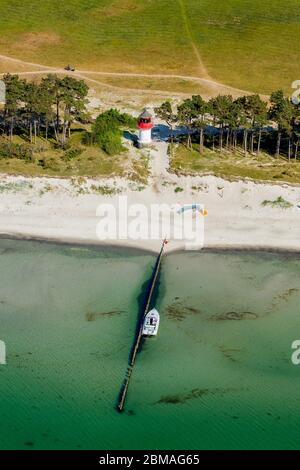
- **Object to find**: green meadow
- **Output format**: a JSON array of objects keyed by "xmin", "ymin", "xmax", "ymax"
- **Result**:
[
  {"xmin": 0, "ymin": 0, "xmax": 299, "ymax": 94},
  {"xmin": 186, "ymin": 0, "xmax": 300, "ymax": 93}
]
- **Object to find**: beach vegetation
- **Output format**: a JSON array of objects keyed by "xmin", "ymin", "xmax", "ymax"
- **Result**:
[
  {"xmin": 0, "ymin": 180, "xmax": 33, "ymax": 193},
  {"xmin": 0, "ymin": 142, "xmax": 34, "ymax": 162},
  {"xmin": 90, "ymin": 184, "xmax": 122, "ymax": 196},
  {"xmin": 62, "ymin": 147, "xmax": 83, "ymax": 161},
  {"xmin": 170, "ymin": 144, "xmax": 300, "ymax": 184},
  {"xmin": 89, "ymin": 108, "xmax": 137, "ymax": 156},
  {"xmin": 261, "ymin": 197, "xmax": 293, "ymax": 209},
  {"xmin": 174, "ymin": 186, "xmax": 184, "ymax": 193}
]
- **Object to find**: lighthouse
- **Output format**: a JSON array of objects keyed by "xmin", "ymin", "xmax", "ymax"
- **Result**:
[{"xmin": 137, "ymin": 108, "xmax": 154, "ymax": 147}]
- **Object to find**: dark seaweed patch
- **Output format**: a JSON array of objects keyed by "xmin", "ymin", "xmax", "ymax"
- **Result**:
[
  {"xmin": 263, "ymin": 287, "xmax": 300, "ymax": 316},
  {"xmin": 85, "ymin": 310, "xmax": 123, "ymax": 321},
  {"xmin": 155, "ymin": 388, "xmax": 234, "ymax": 405},
  {"xmin": 211, "ymin": 288, "xmax": 300, "ymax": 322},
  {"xmin": 210, "ymin": 311, "xmax": 258, "ymax": 321},
  {"xmin": 166, "ymin": 302, "xmax": 201, "ymax": 321},
  {"xmin": 272, "ymin": 288, "xmax": 299, "ymax": 307},
  {"xmin": 219, "ymin": 347, "xmax": 242, "ymax": 362}
]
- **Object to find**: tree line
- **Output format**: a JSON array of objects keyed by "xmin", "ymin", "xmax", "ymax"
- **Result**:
[
  {"xmin": 0, "ymin": 74, "xmax": 137, "ymax": 157},
  {"xmin": 155, "ymin": 91, "xmax": 300, "ymax": 160},
  {"xmin": 0, "ymin": 73, "xmax": 89, "ymax": 146},
  {"xmin": 1, "ymin": 73, "xmax": 299, "ymax": 162}
]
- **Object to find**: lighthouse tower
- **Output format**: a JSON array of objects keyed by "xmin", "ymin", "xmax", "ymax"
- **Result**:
[{"xmin": 137, "ymin": 108, "xmax": 154, "ymax": 147}]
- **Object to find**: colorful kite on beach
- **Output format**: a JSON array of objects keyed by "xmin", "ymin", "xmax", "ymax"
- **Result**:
[{"xmin": 177, "ymin": 204, "xmax": 208, "ymax": 216}]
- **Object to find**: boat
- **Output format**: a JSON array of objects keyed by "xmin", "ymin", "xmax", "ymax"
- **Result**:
[{"xmin": 142, "ymin": 308, "xmax": 160, "ymax": 337}]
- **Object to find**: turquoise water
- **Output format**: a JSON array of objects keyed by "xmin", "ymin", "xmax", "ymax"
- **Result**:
[{"xmin": 0, "ymin": 239, "xmax": 300, "ymax": 450}]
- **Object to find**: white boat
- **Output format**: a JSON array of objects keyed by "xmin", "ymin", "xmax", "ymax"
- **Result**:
[{"xmin": 142, "ymin": 308, "xmax": 160, "ymax": 337}]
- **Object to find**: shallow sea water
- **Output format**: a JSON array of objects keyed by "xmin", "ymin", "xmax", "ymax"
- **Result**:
[{"xmin": 0, "ymin": 239, "xmax": 300, "ymax": 450}]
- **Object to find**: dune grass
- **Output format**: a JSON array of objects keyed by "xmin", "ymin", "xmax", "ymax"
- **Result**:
[
  {"xmin": 0, "ymin": 146, "xmax": 126, "ymax": 178},
  {"xmin": 0, "ymin": 0, "xmax": 298, "ymax": 94},
  {"xmin": 171, "ymin": 144, "xmax": 300, "ymax": 184},
  {"xmin": 261, "ymin": 197, "xmax": 293, "ymax": 209},
  {"xmin": 0, "ymin": 131, "xmax": 150, "ymax": 182}
]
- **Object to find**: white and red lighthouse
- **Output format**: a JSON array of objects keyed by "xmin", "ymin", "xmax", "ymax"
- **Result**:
[{"xmin": 137, "ymin": 108, "xmax": 154, "ymax": 146}]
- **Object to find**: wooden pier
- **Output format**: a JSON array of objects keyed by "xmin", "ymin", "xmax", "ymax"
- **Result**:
[{"xmin": 117, "ymin": 239, "xmax": 167, "ymax": 412}]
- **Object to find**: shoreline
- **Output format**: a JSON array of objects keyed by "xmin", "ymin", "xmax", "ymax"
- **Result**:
[
  {"xmin": 0, "ymin": 232, "xmax": 300, "ymax": 256},
  {"xmin": 1, "ymin": 233, "xmax": 300, "ymax": 257}
]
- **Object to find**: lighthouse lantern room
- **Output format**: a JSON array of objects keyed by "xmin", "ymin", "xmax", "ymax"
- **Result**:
[{"xmin": 137, "ymin": 108, "xmax": 154, "ymax": 146}]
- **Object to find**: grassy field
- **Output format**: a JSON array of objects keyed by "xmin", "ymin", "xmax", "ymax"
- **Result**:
[
  {"xmin": 171, "ymin": 144, "xmax": 300, "ymax": 184},
  {"xmin": 84, "ymin": 74, "xmax": 213, "ymax": 95},
  {"xmin": 185, "ymin": 0, "xmax": 300, "ymax": 94},
  {"xmin": 86, "ymin": 74, "xmax": 250, "ymax": 98},
  {"xmin": 0, "ymin": 0, "xmax": 197, "ymax": 74},
  {"xmin": 0, "ymin": 0, "xmax": 299, "ymax": 94}
]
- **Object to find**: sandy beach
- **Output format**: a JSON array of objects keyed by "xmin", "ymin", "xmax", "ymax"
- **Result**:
[{"xmin": 0, "ymin": 159, "xmax": 300, "ymax": 253}]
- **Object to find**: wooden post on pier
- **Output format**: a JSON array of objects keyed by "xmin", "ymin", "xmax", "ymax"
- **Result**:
[{"xmin": 117, "ymin": 239, "xmax": 168, "ymax": 412}]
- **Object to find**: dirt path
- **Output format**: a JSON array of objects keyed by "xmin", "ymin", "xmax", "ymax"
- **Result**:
[
  {"xmin": 1, "ymin": 70, "xmax": 191, "ymax": 97},
  {"xmin": 0, "ymin": 54, "xmax": 57, "ymax": 71},
  {"xmin": 150, "ymin": 141, "xmax": 170, "ymax": 179},
  {"xmin": 78, "ymin": 71, "xmax": 252, "ymax": 98},
  {"xmin": 178, "ymin": 0, "xmax": 210, "ymax": 79},
  {"xmin": 0, "ymin": 53, "xmax": 252, "ymax": 97},
  {"xmin": 0, "ymin": 65, "xmax": 249, "ymax": 98}
]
